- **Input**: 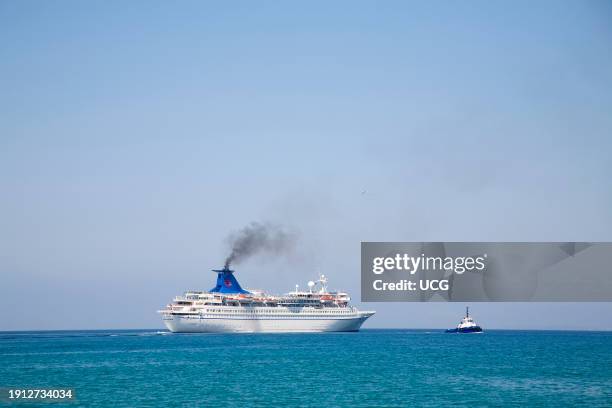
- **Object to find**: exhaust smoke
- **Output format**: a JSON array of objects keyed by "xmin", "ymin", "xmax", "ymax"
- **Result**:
[{"xmin": 224, "ymin": 222, "xmax": 297, "ymax": 268}]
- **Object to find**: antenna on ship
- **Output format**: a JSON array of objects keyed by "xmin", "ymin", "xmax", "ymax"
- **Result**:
[
  {"xmin": 307, "ymin": 281, "xmax": 315, "ymax": 293},
  {"xmin": 317, "ymin": 274, "xmax": 328, "ymax": 294},
  {"xmin": 466, "ymin": 306, "xmax": 469, "ymax": 318}
]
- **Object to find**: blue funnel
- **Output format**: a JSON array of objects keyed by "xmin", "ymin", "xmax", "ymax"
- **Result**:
[{"xmin": 209, "ymin": 267, "xmax": 250, "ymax": 294}]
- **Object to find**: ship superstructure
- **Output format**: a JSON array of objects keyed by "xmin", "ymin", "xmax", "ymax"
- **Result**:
[{"xmin": 159, "ymin": 267, "xmax": 375, "ymax": 333}]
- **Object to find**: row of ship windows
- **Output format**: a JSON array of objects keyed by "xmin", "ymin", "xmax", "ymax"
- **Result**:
[{"xmin": 203, "ymin": 309, "xmax": 350, "ymax": 314}]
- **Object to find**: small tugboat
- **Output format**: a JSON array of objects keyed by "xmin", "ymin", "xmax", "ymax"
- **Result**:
[{"xmin": 445, "ymin": 307, "xmax": 483, "ymax": 333}]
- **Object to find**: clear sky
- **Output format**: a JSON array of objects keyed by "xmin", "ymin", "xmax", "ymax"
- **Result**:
[{"xmin": 1, "ymin": 0, "xmax": 612, "ymax": 330}]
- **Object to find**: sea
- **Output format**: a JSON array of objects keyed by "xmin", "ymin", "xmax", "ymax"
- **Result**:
[{"xmin": 1, "ymin": 329, "xmax": 611, "ymax": 407}]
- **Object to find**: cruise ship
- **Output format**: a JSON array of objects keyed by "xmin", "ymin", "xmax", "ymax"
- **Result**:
[{"xmin": 159, "ymin": 267, "xmax": 375, "ymax": 333}]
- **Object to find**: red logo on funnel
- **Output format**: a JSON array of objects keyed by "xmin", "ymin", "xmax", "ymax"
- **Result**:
[{"xmin": 224, "ymin": 278, "xmax": 232, "ymax": 288}]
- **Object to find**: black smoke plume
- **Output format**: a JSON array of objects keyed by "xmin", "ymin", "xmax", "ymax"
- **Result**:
[{"xmin": 224, "ymin": 222, "xmax": 296, "ymax": 268}]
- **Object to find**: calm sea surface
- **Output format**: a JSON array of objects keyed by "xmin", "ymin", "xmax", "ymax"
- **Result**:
[{"xmin": 1, "ymin": 329, "xmax": 611, "ymax": 407}]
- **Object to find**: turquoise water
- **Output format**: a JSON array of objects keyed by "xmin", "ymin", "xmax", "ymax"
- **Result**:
[{"xmin": 1, "ymin": 329, "xmax": 611, "ymax": 407}]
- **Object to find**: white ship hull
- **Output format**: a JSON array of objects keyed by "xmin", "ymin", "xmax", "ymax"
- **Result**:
[{"xmin": 163, "ymin": 312, "xmax": 374, "ymax": 333}]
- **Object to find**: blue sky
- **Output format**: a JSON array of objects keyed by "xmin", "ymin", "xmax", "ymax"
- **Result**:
[{"xmin": 1, "ymin": 0, "xmax": 612, "ymax": 330}]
